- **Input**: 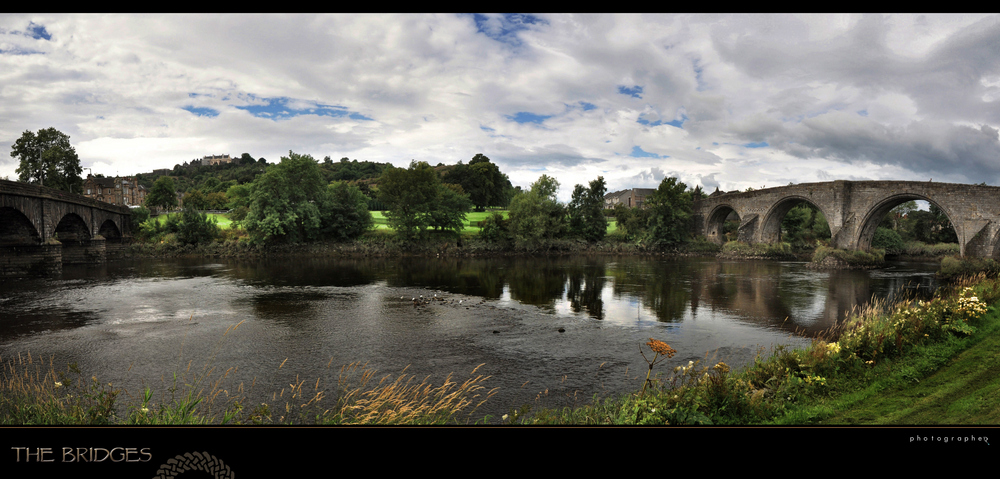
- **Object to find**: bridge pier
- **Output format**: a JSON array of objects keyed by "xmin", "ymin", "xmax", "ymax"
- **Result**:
[
  {"xmin": 0, "ymin": 242, "xmax": 62, "ymax": 276},
  {"xmin": 59, "ymin": 235, "xmax": 107, "ymax": 264}
]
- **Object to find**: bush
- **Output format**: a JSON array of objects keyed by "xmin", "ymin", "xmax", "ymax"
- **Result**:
[
  {"xmin": 872, "ymin": 227, "xmax": 905, "ymax": 255},
  {"xmin": 478, "ymin": 211, "xmax": 511, "ymax": 243},
  {"xmin": 176, "ymin": 208, "xmax": 219, "ymax": 245}
]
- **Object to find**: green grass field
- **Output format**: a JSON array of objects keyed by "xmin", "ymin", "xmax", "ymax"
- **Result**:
[
  {"xmin": 153, "ymin": 212, "xmax": 234, "ymax": 229},
  {"xmin": 157, "ymin": 210, "xmax": 617, "ymax": 236}
]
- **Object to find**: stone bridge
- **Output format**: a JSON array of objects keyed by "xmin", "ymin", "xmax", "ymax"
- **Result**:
[
  {"xmin": 691, "ymin": 180, "xmax": 1000, "ymax": 258},
  {"xmin": 0, "ymin": 179, "xmax": 132, "ymax": 276}
]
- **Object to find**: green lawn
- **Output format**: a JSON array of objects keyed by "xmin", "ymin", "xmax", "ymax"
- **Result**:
[
  {"xmin": 153, "ymin": 212, "xmax": 234, "ymax": 229},
  {"xmin": 371, "ymin": 210, "xmax": 619, "ymax": 235}
]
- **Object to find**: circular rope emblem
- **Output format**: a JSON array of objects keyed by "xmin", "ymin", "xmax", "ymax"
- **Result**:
[{"xmin": 152, "ymin": 451, "xmax": 234, "ymax": 479}]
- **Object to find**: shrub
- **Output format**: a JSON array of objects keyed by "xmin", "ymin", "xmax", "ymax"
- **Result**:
[{"xmin": 872, "ymin": 227, "xmax": 905, "ymax": 255}]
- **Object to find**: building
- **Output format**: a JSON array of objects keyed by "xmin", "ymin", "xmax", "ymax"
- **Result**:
[
  {"xmin": 203, "ymin": 154, "xmax": 233, "ymax": 166},
  {"xmin": 604, "ymin": 188, "xmax": 655, "ymax": 209},
  {"xmin": 83, "ymin": 175, "xmax": 147, "ymax": 208}
]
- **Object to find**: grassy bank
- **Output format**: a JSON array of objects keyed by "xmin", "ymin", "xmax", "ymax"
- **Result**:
[{"xmin": 506, "ymin": 273, "xmax": 1000, "ymax": 425}]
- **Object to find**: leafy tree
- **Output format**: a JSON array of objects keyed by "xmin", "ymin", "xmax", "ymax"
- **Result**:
[
  {"xmin": 225, "ymin": 183, "xmax": 252, "ymax": 223},
  {"xmin": 12, "ymin": 127, "xmax": 84, "ymax": 193},
  {"xmin": 567, "ymin": 176, "xmax": 608, "ymax": 242},
  {"xmin": 325, "ymin": 181, "xmax": 374, "ymax": 241},
  {"xmin": 176, "ymin": 208, "xmax": 219, "ymax": 245},
  {"xmin": 145, "ymin": 177, "xmax": 178, "ymax": 212},
  {"xmin": 507, "ymin": 174, "xmax": 567, "ymax": 248},
  {"xmin": 478, "ymin": 211, "xmax": 511, "ymax": 243},
  {"xmin": 443, "ymin": 154, "xmax": 513, "ymax": 211},
  {"xmin": 242, "ymin": 152, "xmax": 332, "ymax": 244},
  {"xmin": 183, "ymin": 189, "xmax": 209, "ymax": 210},
  {"xmin": 427, "ymin": 183, "xmax": 473, "ymax": 235},
  {"xmin": 377, "ymin": 161, "xmax": 442, "ymax": 240},
  {"xmin": 613, "ymin": 203, "xmax": 650, "ymax": 241},
  {"xmin": 644, "ymin": 177, "xmax": 693, "ymax": 248},
  {"xmin": 872, "ymin": 226, "xmax": 905, "ymax": 254}
]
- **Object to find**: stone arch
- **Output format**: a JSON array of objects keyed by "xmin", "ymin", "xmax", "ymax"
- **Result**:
[
  {"xmin": 855, "ymin": 193, "xmax": 957, "ymax": 252},
  {"xmin": 0, "ymin": 206, "xmax": 41, "ymax": 245},
  {"xmin": 53, "ymin": 213, "xmax": 91, "ymax": 244},
  {"xmin": 704, "ymin": 204, "xmax": 741, "ymax": 244},
  {"xmin": 97, "ymin": 219, "xmax": 122, "ymax": 241},
  {"xmin": 759, "ymin": 196, "xmax": 832, "ymax": 244}
]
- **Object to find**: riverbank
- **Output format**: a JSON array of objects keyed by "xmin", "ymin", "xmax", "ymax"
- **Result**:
[
  {"xmin": 123, "ymin": 232, "xmax": 721, "ymax": 259},
  {"xmin": 509, "ymin": 273, "xmax": 1000, "ymax": 425}
]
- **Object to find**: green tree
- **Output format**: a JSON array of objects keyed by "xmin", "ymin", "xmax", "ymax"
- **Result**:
[
  {"xmin": 613, "ymin": 202, "xmax": 650, "ymax": 241},
  {"xmin": 12, "ymin": 127, "xmax": 84, "ymax": 193},
  {"xmin": 377, "ymin": 161, "xmax": 442, "ymax": 240},
  {"xmin": 444, "ymin": 154, "xmax": 513, "ymax": 211},
  {"xmin": 183, "ymin": 189, "xmax": 209, "ymax": 210},
  {"xmin": 644, "ymin": 177, "xmax": 693, "ymax": 248},
  {"xmin": 507, "ymin": 174, "xmax": 567, "ymax": 248},
  {"xmin": 427, "ymin": 183, "xmax": 473, "ymax": 235},
  {"xmin": 176, "ymin": 208, "xmax": 220, "ymax": 245},
  {"xmin": 325, "ymin": 181, "xmax": 374, "ymax": 241},
  {"xmin": 567, "ymin": 176, "xmax": 608, "ymax": 242},
  {"xmin": 242, "ymin": 152, "xmax": 332, "ymax": 244},
  {"xmin": 145, "ymin": 177, "xmax": 178, "ymax": 212}
]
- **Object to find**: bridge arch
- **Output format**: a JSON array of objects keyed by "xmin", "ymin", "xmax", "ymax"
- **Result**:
[
  {"xmin": 54, "ymin": 213, "xmax": 92, "ymax": 243},
  {"xmin": 97, "ymin": 219, "xmax": 122, "ymax": 241},
  {"xmin": 855, "ymin": 194, "xmax": 958, "ymax": 253},
  {"xmin": 0, "ymin": 207, "xmax": 41, "ymax": 245},
  {"xmin": 705, "ymin": 204, "xmax": 743, "ymax": 243},
  {"xmin": 759, "ymin": 196, "xmax": 832, "ymax": 245}
]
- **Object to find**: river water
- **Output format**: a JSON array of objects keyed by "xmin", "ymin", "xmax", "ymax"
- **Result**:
[{"xmin": 0, "ymin": 255, "xmax": 939, "ymax": 423}]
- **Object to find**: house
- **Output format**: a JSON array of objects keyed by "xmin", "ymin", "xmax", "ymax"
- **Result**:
[
  {"xmin": 83, "ymin": 175, "xmax": 147, "ymax": 207},
  {"xmin": 604, "ymin": 188, "xmax": 656, "ymax": 209}
]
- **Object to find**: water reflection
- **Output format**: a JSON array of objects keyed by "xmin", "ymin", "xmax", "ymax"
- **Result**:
[{"xmin": 0, "ymin": 255, "xmax": 940, "ymax": 420}]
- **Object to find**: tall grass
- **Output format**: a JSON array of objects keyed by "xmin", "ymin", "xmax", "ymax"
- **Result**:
[{"xmin": 1, "ymin": 324, "xmax": 497, "ymax": 425}]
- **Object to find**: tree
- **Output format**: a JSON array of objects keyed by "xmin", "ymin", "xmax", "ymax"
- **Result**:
[
  {"xmin": 431, "ymin": 183, "xmax": 473, "ymax": 235},
  {"xmin": 567, "ymin": 176, "xmax": 608, "ymax": 242},
  {"xmin": 12, "ymin": 127, "xmax": 84, "ymax": 193},
  {"xmin": 507, "ymin": 174, "xmax": 567, "ymax": 248},
  {"xmin": 377, "ymin": 161, "xmax": 442, "ymax": 240},
  {"xmin": 325, "ymin": 181, "xmax": 374, "ymax": 241},
  {"xmin": 145, "ymin": 177, "xmax": 178, "ymax": 212},
  {"xmin": 242, "ymin": 151, "xmax": 332, "ymax": 244},
  {"xmin": 176, "ymin": 208, "xmax": 220, "ymax": 245},
  {"xmin": 444, "ymin": 154, "xmax": 513, "ymax": 211},
  {"xmin": 644, "ymin": 177, "xmax": 693, "ymax": 247}
]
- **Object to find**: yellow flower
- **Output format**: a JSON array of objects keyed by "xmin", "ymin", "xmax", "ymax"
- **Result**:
[{"xmin": 646, "ymin": 338, "xmax": 677, "ymax": 358}]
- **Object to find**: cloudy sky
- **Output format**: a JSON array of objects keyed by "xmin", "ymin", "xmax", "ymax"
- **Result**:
[{"xmin": 2, "ymin": 14, "xmax": 999, "ymax": 201}]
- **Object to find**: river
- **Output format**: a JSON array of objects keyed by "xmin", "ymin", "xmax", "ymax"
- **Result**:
[{"xmin": 0, "ymin": 255, "xmax": 939, "ymax": 423}]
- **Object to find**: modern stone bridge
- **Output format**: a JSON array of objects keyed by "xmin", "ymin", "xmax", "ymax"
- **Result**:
[
  {"xmin": 0, "ymin": 179, "xmax": 132, "ymax": 276},
  {"xmin": 691, "ymin": 180, "xmax": 1000, "ymax": 258}
]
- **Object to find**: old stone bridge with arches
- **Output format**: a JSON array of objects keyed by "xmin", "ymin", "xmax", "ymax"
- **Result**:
[
  {"xmin": 0, "ymin": 179, "xmax": 132, "ymax": 276},
  {"xmin": 691, "ymin": 180, "xmax": 1000, "ymax": 258}
]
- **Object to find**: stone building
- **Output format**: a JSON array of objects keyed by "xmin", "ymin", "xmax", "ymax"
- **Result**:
[
  {"xmin": 83, "ymin": 175, "xmax": 147, "ymax": 207},
  {"xmin": 203, "ymin": 154, "xmax": 233, "ymax": 166},
  {"xmin": 604, "ymin": 188, "xmax": 655, "ymax": 209}
]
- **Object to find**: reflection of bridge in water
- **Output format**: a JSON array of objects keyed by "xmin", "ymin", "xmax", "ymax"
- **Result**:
[
  {"xmin": 692, "ymin": 180, "xmax": 1000, "ymax": 258},
  {"xmin": 0, "ymin": 179, "xmax": 132, "ymax": 276}
]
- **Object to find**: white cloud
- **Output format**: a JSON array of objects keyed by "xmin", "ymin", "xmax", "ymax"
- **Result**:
[{"xmin": 2, "ymin": 13, "xmax": 999, "ymax": 189}]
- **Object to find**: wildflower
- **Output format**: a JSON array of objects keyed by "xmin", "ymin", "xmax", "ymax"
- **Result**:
[
  {"xmin": 713, "ymin": 362, "xmax": 730, "ymax": 374},
  {"xmin": 54, "ymin": 381, "xmax": 62, "ymax": 388},
  {"xmin": 646, "ymin": 338, "xmax": 677, "ymax": 358}
]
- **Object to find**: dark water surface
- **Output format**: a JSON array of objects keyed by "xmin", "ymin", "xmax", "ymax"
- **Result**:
[{"xmin": 0, "ymin": 255, "xmax": 939, "ymax": 422}]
